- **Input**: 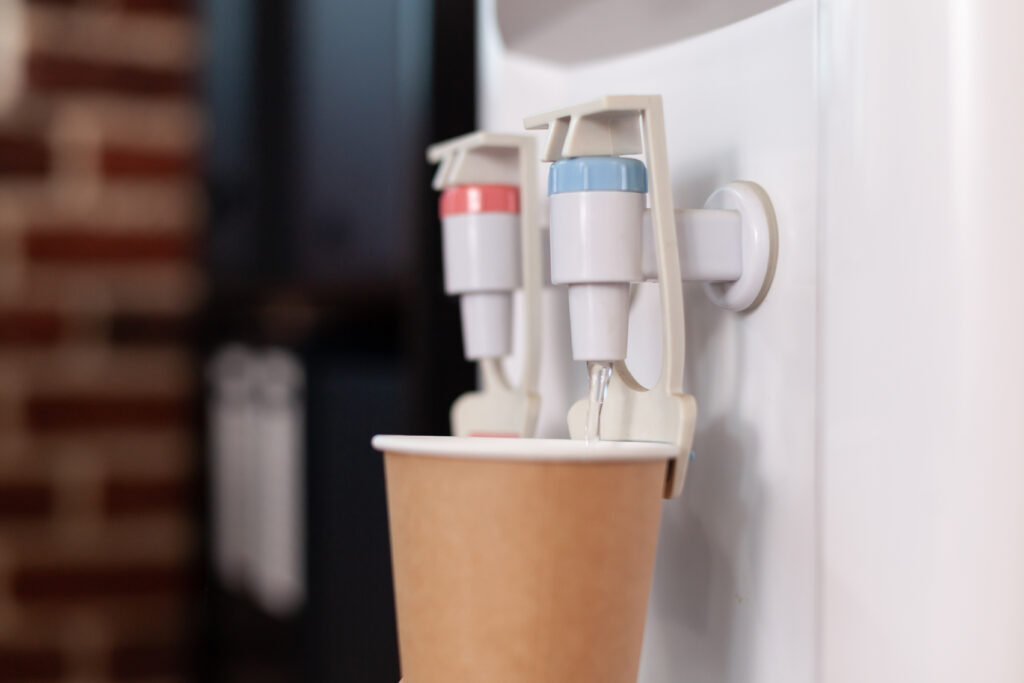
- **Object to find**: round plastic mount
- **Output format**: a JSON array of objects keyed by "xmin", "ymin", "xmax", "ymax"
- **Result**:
[{"xmin": 703, "ymin": 181, "xmax": 778, "ymax": 311}]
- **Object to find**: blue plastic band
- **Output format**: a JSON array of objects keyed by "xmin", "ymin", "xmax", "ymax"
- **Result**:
[{"xmin": 548, "ymin": 156, "xmax": 648, "ymax": 195}]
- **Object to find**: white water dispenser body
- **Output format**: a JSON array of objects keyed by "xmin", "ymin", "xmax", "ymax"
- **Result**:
[{"xmin": 480, "ymin": 0, "xmax": 1024, "ymax": 682}]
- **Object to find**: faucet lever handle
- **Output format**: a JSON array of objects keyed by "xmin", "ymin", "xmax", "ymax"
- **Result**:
[{"xmin": 524, "ymin": 95, "xmax": 650, "ymax": 160}]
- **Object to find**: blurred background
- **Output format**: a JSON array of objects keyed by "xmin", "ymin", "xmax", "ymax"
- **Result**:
[{"xmin": 0, "ymin": 0, "xmax": 474, "ymax": 680}]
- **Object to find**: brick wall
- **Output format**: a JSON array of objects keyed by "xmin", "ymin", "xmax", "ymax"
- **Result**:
[{"xmin": 0, "ymin": 1, "xmax": 201, "ymax": 681}]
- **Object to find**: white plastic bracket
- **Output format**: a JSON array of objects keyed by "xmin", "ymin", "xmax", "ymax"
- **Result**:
[
  {"xmin": 642, "ymin": 181, "xmax": 778, "ymax": 311},
  {"xmin": 525, "ymin": 95, "xmax": 697, "ymax": 498},
  {"xmin": 427, "ymin": 132, "xmax": 542, "ymax": 438}
]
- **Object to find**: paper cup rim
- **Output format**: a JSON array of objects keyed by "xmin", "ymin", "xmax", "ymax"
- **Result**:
[{"xmin": 371, "ymin": 435, "xmax": 677, "ymax": 462}]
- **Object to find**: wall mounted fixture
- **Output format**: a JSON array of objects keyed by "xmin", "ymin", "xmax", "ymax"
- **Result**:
[{"xmin": 641, "ymin": 182, "xmax": 777, "ymax": 311}]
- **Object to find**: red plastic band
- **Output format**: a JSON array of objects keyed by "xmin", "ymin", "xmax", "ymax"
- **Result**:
[{"xmin": 439, "ymin": 184, "xmax": 519, "ymax": 218}]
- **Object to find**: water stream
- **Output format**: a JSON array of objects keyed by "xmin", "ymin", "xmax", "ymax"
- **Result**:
[{"xmin": 584, "ymin": 361, "xmax": 613, "ymax": 443}]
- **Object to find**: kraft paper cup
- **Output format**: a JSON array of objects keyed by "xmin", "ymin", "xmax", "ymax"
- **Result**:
[{"xmin": 371, "ymin": 435, "xmax": 675, "ymax": 683}]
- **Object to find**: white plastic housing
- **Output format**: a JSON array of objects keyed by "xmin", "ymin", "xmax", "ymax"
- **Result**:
[
  {"xmin": 441, "ymin": 211, "xmax": 521, "ymax": 359},
  {"xmin": 549, "ymin": 190, "xmax": 645, "ymax": 361},
  {"xmin": 441, "ymin": 212, "xmax": 521, "ymax": 294},
  {"xmin": 486, "ymin": 1, "xmax": 1024, "ymax": 680},
  {"xmin": 549, "ymin": 191, "xmax": 645, "ymax": 284}
]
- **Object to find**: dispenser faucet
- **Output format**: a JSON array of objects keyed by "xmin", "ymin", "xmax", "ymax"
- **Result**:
[
  {"xmin": 526, "ymin": 95, "xmax": 778, "ymax": 495},
  {"xmin": 548, "ymin": 155, "xmax": 647, "ymax": 364},
  {"xmin": 526, "ymin": 95, "xmax": 697, "ymax": 496},
  {"xmin": 426, "ymin": 133, "xmax": 543, "ymax": 438}
]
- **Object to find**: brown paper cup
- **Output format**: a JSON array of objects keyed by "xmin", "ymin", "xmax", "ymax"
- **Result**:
[{"xmin": 372, "ymin": 435, "xmax": 674, "ymax": 683}]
